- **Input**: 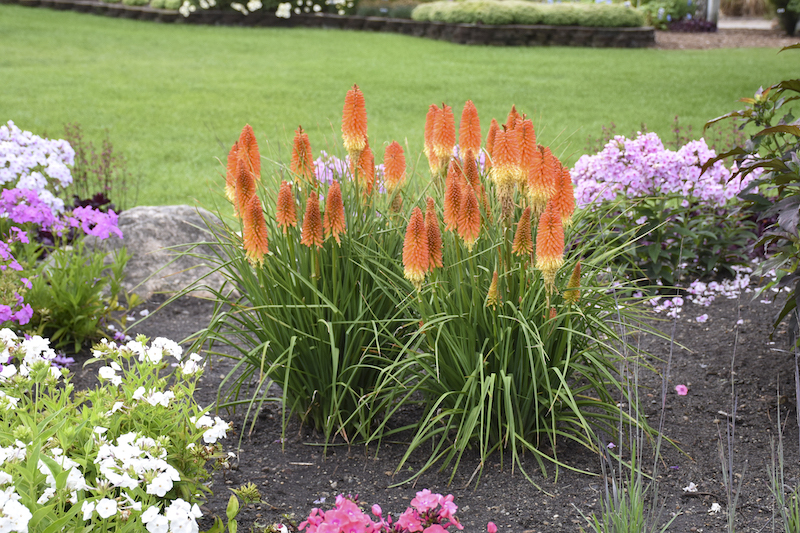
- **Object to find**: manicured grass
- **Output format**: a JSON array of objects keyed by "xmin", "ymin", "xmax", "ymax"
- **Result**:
[{"xmin": 1, "ymin": 4, "xmax": 798, "ymax": 207}]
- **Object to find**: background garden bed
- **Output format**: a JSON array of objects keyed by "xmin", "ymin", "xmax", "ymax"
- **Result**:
[{"xmin": 3, "ymin": 0, "xmax": 655, "ymax": 47}]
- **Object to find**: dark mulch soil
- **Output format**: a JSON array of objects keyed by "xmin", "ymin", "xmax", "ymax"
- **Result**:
[{"xmin": 68, "ymin": 290, "xmax": 800, "ymax": 533}]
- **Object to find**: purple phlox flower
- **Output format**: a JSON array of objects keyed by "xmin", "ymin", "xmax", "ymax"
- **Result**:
[{"xmin": 68, "ymin": 206, "xmax": 123, "ymax": 240}]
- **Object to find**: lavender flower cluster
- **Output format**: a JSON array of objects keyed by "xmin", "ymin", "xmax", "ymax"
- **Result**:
[
  {"xmin": 0, "ymin": 120, "xmax": 74, "ymax": 214},
  {"xmin": 571, "ymin": 132, "xmax": 753, "ymax": 210}
]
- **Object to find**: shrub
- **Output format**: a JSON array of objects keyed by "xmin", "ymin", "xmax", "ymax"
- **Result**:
[
  {"xmin": 769, "ymin": 0, "xmax": 799, "ymax": 35},
  {"xmin": 637, "ymin": 0, "xmax": 697, "ymax": 29},
  {"xmin": 411, "ymin": 0, "xmax": 646, "ymax": 27},
  {"xmin": 704, "ymin": 45, "xmax": 800, "ymax": 336},
  {"xmin": 356, "ymin": 0, "xmax": 419, "ymax": 18},
  {"xmin": 0, "ymin": 332, "xmax": 229, "ymax": 533}
]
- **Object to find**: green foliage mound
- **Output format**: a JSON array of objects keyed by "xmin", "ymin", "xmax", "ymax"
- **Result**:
[{"xmin": 411, "ymin": 0, "xmax": 646, "ymax": 27}]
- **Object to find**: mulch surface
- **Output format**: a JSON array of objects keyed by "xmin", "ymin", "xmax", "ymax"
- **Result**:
[{"xmin": 65, "ymin": 287, "xmax": 800, "ymax": 533}]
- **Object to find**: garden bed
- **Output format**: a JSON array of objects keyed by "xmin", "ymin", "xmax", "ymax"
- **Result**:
[
  {"xmin": 63, "ymin": 287, "xmax": 799, "ymax": 532},
  {"xmin": 2, "ymin": 0, "xmax": 655, "ymax": 47}
]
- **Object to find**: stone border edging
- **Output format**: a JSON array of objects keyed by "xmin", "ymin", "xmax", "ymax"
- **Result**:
[{"xmin": 3, "ymin": 0, "xmax": 655, "ymax": 47}]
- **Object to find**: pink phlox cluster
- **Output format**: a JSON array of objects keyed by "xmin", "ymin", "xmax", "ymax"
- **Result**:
[
  {"xmin": 299, "ymin": 495, "xmax": 384, "ymax": 533},
  {"xmin": 0, "ymin": 188, "xmax": 57, "ymax": 228},
  {"xmin": 68, "ymin": 206, "xmax": 123, "ymax": 240},
  {"xmin": 396, "ymin": 490, "xmax": 463, "ymax": 532},
  {"xmin": 0, "ymin": 303, "xmax": 32, "ymax": 326},
  {"xmin": 572, "ymin": 133, "xmax": 752, "ymax": 211}
]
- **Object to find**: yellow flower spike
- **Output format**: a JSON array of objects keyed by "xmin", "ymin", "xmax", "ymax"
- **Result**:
[
  {"xmin": 242, "ymin": 193, "xmax": 269, "ymax": 266},
  {"xmin": 234, "ymin": 158, "xmax": 256, "ymax": 219},
  {"xmin": 290, "ymin": 125, "xmax": 316, "ymax": 184},
  {"xmin": 535, "ymin": 202, "xmax": 565, "ymax": 293},
  {"xmin": 276, "ymin": 180, "xmax": 297, "ymax": 234},
  {"xmin": 300, "ymin": 193, "xmax": 324, "ymax": 249},
  {"xmin": 457, "ymin": 182, "xmax": 481, "ymax": 252},
  {"xmin": 342, "ymin": 84, "xmax": 368, "ymax": 159},
  {"xmin": 324, "ymin": 181, "xmax": 346, "ymax": 245},
  {"xmin": 425, "ymin": 197, "xmax": 443, "ymax": 271},
  {"xmin": 458, "ymin": 100, "xmax": 482, "ymax": 157},
  {"xmin": 225, "ymin": 142, "xmax": 239, "ymax": 203},
  {"xmin": 403, "ymin": 207, "xmax": 429, "ymax": 290},
  {"xmin": 484, "ymin": 118, "xmax": 499, "ymax": 170},
  {"xmin": 485, "ymin": 270, "xmax": 500, "ymax": 309},
  {"xmin": 512, "ymin": 206, "xmax": 533, "ymax": 257},
  {"xmin": 237, "ymin": 124, "xmax": 261, "ymax": 183},
  {"xmin": 383, "ymin": 141, "xmax": 406, "ymax": 193},
  {"xmin": 443, "ymin": 159, "xmax": 462, "ymax": 233},
  {"xmin": 564, "ymin": 260, "xmax": 581, "ymax": 305}
]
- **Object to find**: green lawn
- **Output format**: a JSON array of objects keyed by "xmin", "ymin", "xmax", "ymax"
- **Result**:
[{"xmin": 1, "ymin": 4, "xmax": 798, "ymax": 208}]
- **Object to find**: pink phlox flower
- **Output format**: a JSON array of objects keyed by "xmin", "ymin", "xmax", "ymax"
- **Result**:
[
  {"xmin": 675, "ymin": 384, "xmax": 688, "ymax": 396},
  {"xmin": 299, "ymin": 508, "xmax": 325, "ymax": 531},
  {"xmin": 0, "ymin": 188, "xmax": 56, "ymax": 227},
  {"xmin": 9, "ymin": 227, "xmax": 29, "ymax": 244},
  {"xmin": 410, "ymin": 490, "xmax": 441, "ymax": 513},
  {"xmin": 396, "ymin": 509, "xmax": 423, "ymax": 532},
  {"xmin": 487, "ymin": 523, "xmax": 497, "ymax": 533},
  {"xmin": 69, "ymin": 206, "xmax": 123, "ymax": 240},
  {"xmin": 423, "ymin": 526, "xmax": 447, "ymax": 533}
]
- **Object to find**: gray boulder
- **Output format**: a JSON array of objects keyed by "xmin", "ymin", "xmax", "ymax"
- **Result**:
[{"xmin": 89, "ymin": 205, "xmax": 228, "ymax": 300}]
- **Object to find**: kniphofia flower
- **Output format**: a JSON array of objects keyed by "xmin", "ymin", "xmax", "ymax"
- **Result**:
[
  {"xmin": 505, "ymin": 105, "xmax": 521, "ymax": 131},
  {"xmin": 290, "ymin": 125, "xmax": 316, "ymax": 184},
  {"xmin": 275, "ymin": 180, "xmax": 297, "ymax": 233},
  {"xmin": 517, "ymin": 118, "xmax": 537, "ymax": 187},
  {"xmin": 225, "ymin": 142, "xmax": 239, "ymax": 202},
  {"xmin": 443, "ymin": 159, "xmax": 463, "ymax": 232},
  {"xmin": 527, "ymin": 145, "xmax": 556, "ymax": 219},
  {"xmin": 234, "ymin": 159, "xmax": 256, "ymax": 218},
  {"xmin": 237, "ymin": 124, "xmax": 261, "ymax": 183},
  {"xmin": 512, "ymin": 206, "xmax": 533, "ymax": 257},
  {"xmin": 484, "ymin": 118, "xmax": 499, "ymax": 169},
  {"xmin": 535, "ymin": 202, "xmax": 565, "ymax": 291},
  {"xmin": 458, "ymin": 100, "xmax": 481, "ymax": 156},
  {"xmin": 342, "ymin": 84, "xmax": 368, "ymax": 158},
  {"xmin": 242, "ymin": 193, "xmax": 269, "ymax": 265},
  {"xmin": 383, "ymin": 141, "xmax": 406, "ymax": 193},
  {"xmin": 490, "ymin": 127, "xmax": 521, "ymax": 220},
  {"xmin": 432, "ymin": 103, "xmax": 456, "ymax": 161},
  {"xmin": 354, "ymin": 140, "xmax": 375, "ymax": 195},
  {"xmin": 324, "ymin": 180, "xmax": 346, "ymax": 244},
  {"xmin": 552, "ymin": 163, "xmax": 575, "ymax": 226},
  {"xmin": 485, "ymin": 270, "xmax": 500, "ymax": 309},
  {"xmin": 424, "ymin": 104, "xmax": 439, "ymax": 175},
  {"xmin": 425, "ymin": 197, "xmax": 443, "ymax": 270},
  {"xmin": 463, "ymin": 149, "xmax": 480, "ymax": 191},
  {"xmin": 564, "ymin": 260, "xmax": 581, "ymax": 304},
  {"xmin": 457, "ymin": 182, "xmax": 481, "ymax": 251},
  {"xmin": 300, "ymin": 193, "xmax": 323, "ymax": 248},
  {"xmin": 403, "ymin": 207, "xmax": 429, "ymax": 290}
]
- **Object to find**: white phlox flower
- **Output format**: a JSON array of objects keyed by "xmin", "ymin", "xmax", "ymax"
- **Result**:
[
  {"xmin": 276, "ymin": 2, "xmax": 292, "ymax": 16},
  {"xmin": 96, "ymin": 498, "xmax": 117, "ymax": 519},
  {"xmin": 0, "ymin": 486, "xmax": 32, "ymax": 533}
]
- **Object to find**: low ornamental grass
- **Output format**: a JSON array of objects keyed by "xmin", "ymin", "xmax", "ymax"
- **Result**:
[{"xmin": 195, "ymin": 86, "xmax": 653, "ymax": 483}]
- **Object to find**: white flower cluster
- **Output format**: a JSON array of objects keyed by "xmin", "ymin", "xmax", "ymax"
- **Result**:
[
  {"xmin": 0, "ymin": 486, "xmax": 31, "ymax": 533},
  {"xmin": 121, "ymin": 337, "xmax": 183, "ymax": 364},
  {"xmin": 132, "ymin": 386, "xmax": 176, "ymax": 407},
  {"xmin": 141, "ymin": 499, "xmax": 202, "ymax": 533},
  {"xmin": 0, "ymin": 329, "xmax": 61, "ymax": 382},
  {"xmin": 95, "ymin": 432, "xmax": 181, "ymax": 499},
  {"xmin": 190, "ymin": 415, "xmax": 230, "ymax": 444},
  {"xmin": 0, "ymin": 120, "xmax": 74, "ymax": 214},
  {"xmin": 37, "ymin": 448, "xmax": 89, "ymax": 505}
]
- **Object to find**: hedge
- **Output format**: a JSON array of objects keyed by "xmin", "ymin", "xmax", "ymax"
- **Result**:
[{"xmin": 411, "ymin": 0, "xmax": 646, "ymax": 27}]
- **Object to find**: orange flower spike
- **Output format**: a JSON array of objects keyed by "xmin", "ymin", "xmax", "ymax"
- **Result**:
[
  {"xmin": 564, "ymin": 260, "xmax": 581, "ymax": 304},
  {"xmin": 535, "ymin": 203, "xmax": 565, "ymax": 291},
  {"xmin": 234, "ymin": 158, "xmax": 256, "ymax": 218},
  {"xmin": 383, "ymin": 141, "xmax": 406, "ymax": 193},
  {"xmin": 526, "ymin": 146, "xmax": 547, "ymax": 218},
  {"xmin": 505, "ymin": 105, "xmax": 521, "ymax": 131},
  {"xmin": 554, "ymin": 164, "xmax": 576, "ymax": 226},
  {"xmin": 485, "ymin": 270, "xmax": 500, "ymax": 309},
  {"xmin": 512, "ymin": 206, "xmax": 533, "ymax": 257},
  {"xmin": 518, "ymin": 119, "xmax": 537, "ymax": 186},
  {"xmin": 484, "ymin": 118, "xmax": 499, "ymax": 170},
  {"xmin": 356, "ymin": 141, "xmax": 376, "ymax": 195},
  {"xmin": 237, "ymin": 124, "xmax": 261, "ymax": 182},
  {"xmin": 463, "ymin": 149, "xmax": 480, "ymax": 191},
  {"xmin": 300, "ymin": 193, "xmax": 324, "ymax": 249},
  {"xmin": 290, "ymin": 125, "xmax": 316, "ymax": 184},
  {"xmin": 490, "ymin": 128, "xmax": 520, "ymax": 220},
  {"xmin": 443, "ymin": 159, "xmax": 462, "ymax": 232},
  {"xmin": 342, "ymin": 84, "xmax": 368, "ymax": 158},
  {"xmin": 276, "ymin": 180, "xmax": 297, "ymax": 233},
  {"xmin": 541, "ymin": 146, "xmax": 559, "ymax": 201},
  {"xmin": 457, "ymin": 183, "xmax": 481, "ymax": 251},
  {"xmin": 433, "ymin": 103, "xmax": 456, "ymax": 161},
  {"xmin": 225, "ymin": 142, "xmax": 239, "ymax": 203},
  {"xmin": 425, "ymin": 197, "xmax": 443, "ymax": 270},
  {"xmin": 424, "ymin": 104, "xmax": 440, "ymax": 175},
  {"xmin": 458, "ymin": 100, "xmax": 482, "ymax": 156},
  {"xmin": 242, "ymin": 193, "xmax": 269, "ymax": 266},
  {"xmin": 324, "ymin": 181, "xmax": 346, "ymax": 245},
  {"xmin": 403, "ymin": 207, "xmax": 430, "ymax": 290}
]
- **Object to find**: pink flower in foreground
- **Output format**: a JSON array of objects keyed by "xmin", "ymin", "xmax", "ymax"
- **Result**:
[
  {"xmin": 695, "ymin": 314, "xmax": 708, "ymax": 323},
  {"xmin": 675, "ymin": 384, "xmax": 688, "ymax": 396},
  {"xmin": 487, "ymin": 522, "xmax": 498, "ymax": 533}
]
